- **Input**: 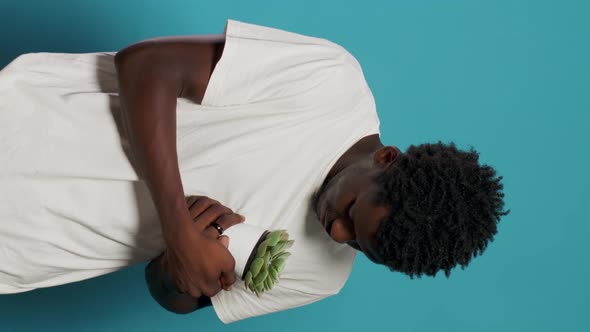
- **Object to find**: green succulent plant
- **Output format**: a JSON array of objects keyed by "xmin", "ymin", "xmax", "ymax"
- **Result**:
[{"xmin": 243, "ymin": 229, "xmax": 293, "ymax": 297}]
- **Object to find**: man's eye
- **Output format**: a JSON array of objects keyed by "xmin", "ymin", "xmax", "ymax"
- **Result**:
[
  {"xmin": 347, "ymin": 240, "xmax": 361, "ymax": 251},
  {"xmin": 348, "ymin": 200, "xmax": 356, "ymax": 220}
]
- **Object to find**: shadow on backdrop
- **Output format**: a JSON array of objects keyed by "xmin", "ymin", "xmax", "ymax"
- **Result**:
[{"xmin": 1, "ymin": 1, "xmax": 138, "ymax": 68}]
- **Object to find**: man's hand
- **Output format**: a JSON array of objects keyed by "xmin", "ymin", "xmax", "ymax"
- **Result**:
[{"xmin": 160, "ymin": 195, "xmax": 245, "ymax": 298}]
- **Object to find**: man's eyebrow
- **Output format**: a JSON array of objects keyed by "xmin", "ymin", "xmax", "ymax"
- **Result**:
[
  {"xmin": 365, "ymin": 250, "xmax": 379, "ymax": 263},
  {"xmin": 353, "ymin": 220, "xmax": 378, "ymax": 262},
  {"xmin": 363, "ymin": 236, "xmax": 383, "ymax": 264},
  {"xmin": 359, "ymin": 240, "xmax": 379, "ymax": 262}
]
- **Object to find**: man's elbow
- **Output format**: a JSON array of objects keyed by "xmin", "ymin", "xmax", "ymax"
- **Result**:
[
  {"xmin": 144, "ymin": 258, "xmax": 209, "ymax": 315},
  {"xmin": 160, "ymin": 297, "xmax": 202, "ymax": 315},
  {"xmin": 113, "ymin": 44, "xmax": 144, "ymax": 73}
]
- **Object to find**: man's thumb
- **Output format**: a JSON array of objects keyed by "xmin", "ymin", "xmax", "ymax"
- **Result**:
[{"xmin": 218, "ymin": 235, "xmax": 230, "ymax": 248}]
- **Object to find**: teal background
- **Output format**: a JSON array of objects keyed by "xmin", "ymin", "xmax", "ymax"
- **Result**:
[{"xmin": 1, "ymin": 0, "xmax": 588, "ymax": 331}]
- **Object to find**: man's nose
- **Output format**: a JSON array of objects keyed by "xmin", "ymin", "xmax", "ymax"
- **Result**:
[{"xmin": 329, "ymin": 218, "xmax": 356, "ymax": 243}]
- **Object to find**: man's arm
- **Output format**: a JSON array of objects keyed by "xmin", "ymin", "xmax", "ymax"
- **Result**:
[
  {"xmin": 114, "ymin": 35, "xmax": 226, "ymax": 310},
  {"xmin": 114, "ymin": 34, "xmax": 225, "ymax": 220},
  {"xmin": 115, "ymin": 34, "xmax": 225, "ymax": 104}
]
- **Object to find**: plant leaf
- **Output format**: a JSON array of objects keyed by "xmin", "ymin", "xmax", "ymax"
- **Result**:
[
  {"xmin": 244, "ymin": 271, "xmax": 253, "ymax": 288},
  {"xmin": 274, "ymin": 257, "xmax": 287, "ymax": 273},
  {"xmin": 267, "ymin": 231, "xmax": 282, "ymax": 247},
  {"xmin": 250, "ymin": 257, "xmax": 264, "ymax": 277},
  {"xmin": 253, "ymin": 268, "xmax": 268, "ymax": 285},
  {"xmin": 256, "ymin": 238, "xmax": 271, "ymax": 257}
]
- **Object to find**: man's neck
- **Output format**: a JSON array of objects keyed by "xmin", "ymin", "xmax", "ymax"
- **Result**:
[{"xmin": 324, "ymin": 134, "xmax": 383, "ymax": 182}]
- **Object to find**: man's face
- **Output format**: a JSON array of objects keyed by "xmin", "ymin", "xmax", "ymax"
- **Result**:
[{"xmin": 312, "ymin": 163, "xmax": 390, "ymax": 264}]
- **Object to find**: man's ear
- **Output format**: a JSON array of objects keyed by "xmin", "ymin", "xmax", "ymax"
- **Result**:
[{"xmin": 374, "ymin": 146, "xmax": 401, "ymax": 167}]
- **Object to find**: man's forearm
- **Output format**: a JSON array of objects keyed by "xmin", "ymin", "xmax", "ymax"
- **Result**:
[
  {"xmin": 114, "ymin": 47, "xmax": 192, "ymax": 238},
  {"xmin": 114, "ymin": 36, "xmax": 224, "ymax": 238}
]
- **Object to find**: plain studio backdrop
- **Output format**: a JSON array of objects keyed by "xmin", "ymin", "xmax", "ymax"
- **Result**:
[{"xmin": 0, "ymin": 0, "xmax": 588, "ymax": 331}]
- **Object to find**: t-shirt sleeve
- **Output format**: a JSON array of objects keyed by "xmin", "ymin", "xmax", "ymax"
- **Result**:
[
  {"xmin": 201, "ymin": 19, "xmax": 358, "ymax": 107},
  {"xmin": 210, "ymin": 282, "xmax": 332, "ymax": 324}
]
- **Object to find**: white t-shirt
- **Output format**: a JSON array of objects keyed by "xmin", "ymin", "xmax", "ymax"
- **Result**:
[{"xmin": 0, "ymin": 19, "xmax": 380, "ymax": 323}]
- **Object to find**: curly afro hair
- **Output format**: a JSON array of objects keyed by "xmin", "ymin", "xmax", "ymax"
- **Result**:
[{"xmin": 372, "ymin": 141, "xmax": 510, "ymax": 279}]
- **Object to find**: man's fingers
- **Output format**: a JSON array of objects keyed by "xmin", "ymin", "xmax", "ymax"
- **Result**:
[
  {"xmin": 188, "ymin": 198, "xmax": 219, "ymax": 222},
  {"xmin": 220, "ymin": 270, "xmax": 236, "ymax": 292},
  {"xmin": 214, "ymin": 213, "xmax": 246, "ymax": 234},
  {"xmin": 203, "ymin": 213, "xmax": 245, "ymax": 238},
  {"xmin": 185, "ymin": 196, "xmax": 245, "ymax": 235},
  {"xmin": 218, "ymin": 235, "xmax": 230, "ymax": 248},
  {"xmin": 187, "ymin": 286, "xmax": 202, "ymax": 299},
  {"xmin": 201, "ymin": 280, "xmax": 223, "ymax": 298},
  {"xmin": 185, "ymin": 196, "xmax": 209, "ymax": 220},
  {"xmin": 193, "ymin": 204, "xmax": 232, "ymax": 230},
  {"xmin": 219, "ymin": 249, "xmax": 237, "ymax": 292},
  {"xmin": 185, "ymin": 196, "xmax": 200, "ymax": 210},
  {"xmin": 219, "ymin": 213, "xmax": 246, "ymax": 229},
  {"xmin": 186, "ymin": 197, "xmax": 230, "ymax": 223},
  {"xmin": 177, "ymin": 280, "xmax": 202, "ymax": 299}
]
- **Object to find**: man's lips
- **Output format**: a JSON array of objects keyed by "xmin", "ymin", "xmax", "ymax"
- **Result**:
[
  {"xmin": 321, "ymin": 204, "xmax": 327, "ymax": 229},
  {"xmin": 321, "ymin": 204, "xmax": 333, "ymax": 235}
]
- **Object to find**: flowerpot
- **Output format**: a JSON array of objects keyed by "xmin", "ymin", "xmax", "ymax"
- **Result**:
[{"xmin": 222, "ymin": 222, "xmax": 269, "ymax": 280}]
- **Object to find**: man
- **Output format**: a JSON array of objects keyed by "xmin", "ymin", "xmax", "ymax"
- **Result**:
[{"xmin": 0, "ymin": 19, "xmax": 509, "ymax": 323}]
